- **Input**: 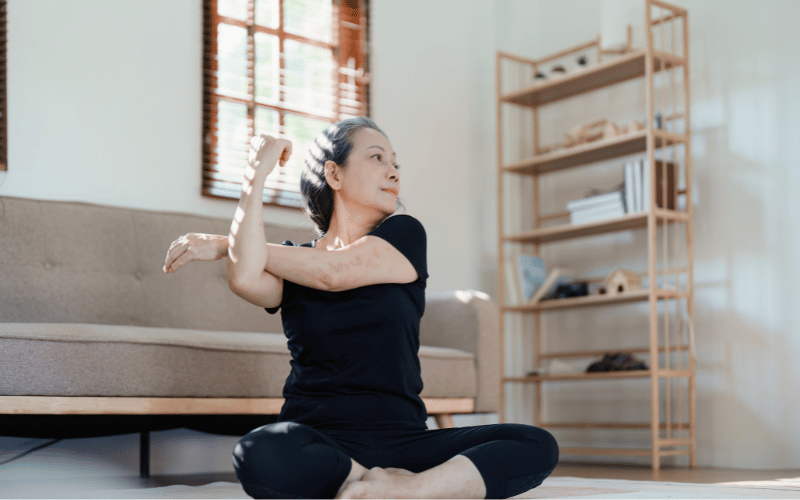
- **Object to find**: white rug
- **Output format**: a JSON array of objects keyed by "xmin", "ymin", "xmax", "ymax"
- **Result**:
[{"xmin": 74, "ymin": 476, "xmax": 800, "ymax": 499}]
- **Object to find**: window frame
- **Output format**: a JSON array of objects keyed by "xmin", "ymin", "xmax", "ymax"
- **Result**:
[
  {"xmin": 0, "ymin": 0, "xmax": 7, "ymax": 171},
  {"xmin": 202, "ymin": 0, "xmax": 371, "ymax": 208}
]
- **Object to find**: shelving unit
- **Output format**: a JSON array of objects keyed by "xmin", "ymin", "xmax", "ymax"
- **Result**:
[{"xmin": 495, "ymin": 0, "xmax": 695, "ymax": 470}]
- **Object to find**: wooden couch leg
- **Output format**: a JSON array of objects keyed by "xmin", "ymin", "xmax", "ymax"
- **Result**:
[{"xmin": 435, "ymin": 414, "xmax": 454, "ymax": 429}]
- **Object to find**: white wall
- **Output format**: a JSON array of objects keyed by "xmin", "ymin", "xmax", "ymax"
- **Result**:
[
  {"xmin": 1, "ymin": 0, "xmax": 308, "ymax": 229},
  {"xmin": 2, "ymin": 0, "xmax": 798, "ymax": 478},
  {"xmin": 369, "ymin": 0, "xmax": 497, "ymax": 296}
]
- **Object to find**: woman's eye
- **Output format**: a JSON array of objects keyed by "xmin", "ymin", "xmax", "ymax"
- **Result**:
[{"xmin": 394, "ymin": 165, "xmax": 401, "ymax": 170}]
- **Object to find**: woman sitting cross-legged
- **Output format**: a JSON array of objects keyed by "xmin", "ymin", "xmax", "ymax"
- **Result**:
[{"xmin": 163, "ymin": 116, "xmax": 559, "ymax": 499}]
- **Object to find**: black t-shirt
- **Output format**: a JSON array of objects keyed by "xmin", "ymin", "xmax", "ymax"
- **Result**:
[{"xmin": 265, "ymin": 214, "xmax": 429, "ymax": 431}]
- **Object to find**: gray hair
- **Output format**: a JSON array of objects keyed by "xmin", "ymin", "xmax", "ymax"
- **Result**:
[{"xmin": 300, "ymin": 116, "xmax": 405, "ymax": 236}]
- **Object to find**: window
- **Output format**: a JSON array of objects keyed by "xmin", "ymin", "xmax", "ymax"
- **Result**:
[
  {"xmin": 0, "ymin": 0, "xmax": 6, "ymax": 171},
  {"xmin": 202, "ymin": 0, "xmax": 371, "ymax": 208}
]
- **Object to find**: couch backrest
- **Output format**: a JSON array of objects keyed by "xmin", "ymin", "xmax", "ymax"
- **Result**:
[{"xmin": 0, "ymin": 196, "xmax": 319, "ymax": 333}]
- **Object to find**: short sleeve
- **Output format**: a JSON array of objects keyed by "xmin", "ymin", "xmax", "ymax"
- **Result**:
[
  {"xmin": 264, "ymin": 240, "xmax": 297, "ymax": 314},
  {"xmin": 367, "ymin": 214, "xmax": 428, "ymax": 283}
]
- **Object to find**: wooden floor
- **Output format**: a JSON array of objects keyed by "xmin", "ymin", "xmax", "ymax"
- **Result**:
[
  {"xmin": 551, "ymin": 462, "xmax": 800, "ymax": 484},
  {"xmin": 138, "ymin": 463, "xmax": 800, "ymax": 488},
  {"xmin": 1, "ymin": 465, "xmax": 797, "ymax": 498}
]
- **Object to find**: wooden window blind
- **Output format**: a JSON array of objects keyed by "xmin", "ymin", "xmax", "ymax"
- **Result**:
[
  {"xmin": 0, "ymin": 0, "xmax": 6, "ymax": 171},
  {"xmin": 203, "ymin": 0, "xmax": 370, "ymax": 208}
]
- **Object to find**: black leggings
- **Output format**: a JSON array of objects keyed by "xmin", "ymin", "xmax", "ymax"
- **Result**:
[{"xmin": 232, "ymin": 421, "xmax": 559, "ymax": 499}]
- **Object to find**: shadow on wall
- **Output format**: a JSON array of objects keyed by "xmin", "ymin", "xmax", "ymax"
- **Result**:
[{"xmin": 693, "ymin": 144, "xmax": 796, "ymax": 468}]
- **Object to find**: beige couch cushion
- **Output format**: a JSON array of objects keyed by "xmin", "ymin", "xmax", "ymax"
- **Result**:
[
  {"xmin": 0, "ymin": 196, "xmax": 316, "ymax": 333},
  {"xmin": 0, "ymin": 323, "xmax": 476, "ymax": 399}
]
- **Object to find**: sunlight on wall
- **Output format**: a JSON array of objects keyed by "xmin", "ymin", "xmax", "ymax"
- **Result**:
[{"xmin": 729, "ymin": 84, "xmax": 778, "ymax": 165}]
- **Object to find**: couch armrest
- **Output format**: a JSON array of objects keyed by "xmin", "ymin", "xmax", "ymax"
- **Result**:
[{"xmin": 420, "ymin": 290, "xmax": 500, "ymax": 414}]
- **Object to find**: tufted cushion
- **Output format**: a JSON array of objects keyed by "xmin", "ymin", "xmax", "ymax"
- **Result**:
[{"xmin": 0, "ymin": 196, "xmax": 317, "ymax": 332}]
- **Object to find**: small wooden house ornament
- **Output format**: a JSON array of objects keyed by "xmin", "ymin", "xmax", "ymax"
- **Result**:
[{"xmin": 604, "ymin": 268, "xmax": 641, "ymax": 295}]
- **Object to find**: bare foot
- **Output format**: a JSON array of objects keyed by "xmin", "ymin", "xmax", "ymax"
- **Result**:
[
  {"xmin": 385, "ymin": 467, "xmax": 415, "ymax": 476},
  {"xmin": 336, "ymin": 467, "xmax": 420, "ymax": 499}
]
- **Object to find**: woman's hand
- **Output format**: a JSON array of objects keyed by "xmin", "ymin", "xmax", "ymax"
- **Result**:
[
  {"xmin": 163, "ymin": 233, "xmax": 229, "ymax": 273},
  {"xmin": 248, "ymin": 134, "xmax": 293, "ymax": 175}
]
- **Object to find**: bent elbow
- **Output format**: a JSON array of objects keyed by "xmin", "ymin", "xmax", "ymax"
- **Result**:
[
  {"xmin": 320, "ymin": 269, "xmax": 337, "ymax": 292},
  {"xmin": 227, "ymin": 271, "xmax": 251, "ymax": 295}
]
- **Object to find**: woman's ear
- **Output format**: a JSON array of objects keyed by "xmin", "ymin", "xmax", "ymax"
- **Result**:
[{"xmin": 324, "ymin": 160, "xmax": 340, "ymax": 190}]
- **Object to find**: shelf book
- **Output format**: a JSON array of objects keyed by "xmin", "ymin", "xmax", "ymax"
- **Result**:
[
  {"xmin": 504, "ymin": 251, "xmax": 575, "ymax": 306},
  {"xmin": 567, "ymin": 158, "xmax": 677, "ymax": 224},
  {"xmin": 505, "ymin": 251, "xmax": 548, "ymax": 304}
]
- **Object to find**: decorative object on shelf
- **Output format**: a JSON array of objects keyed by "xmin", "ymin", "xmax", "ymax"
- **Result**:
[
  {"xmin": 604, "ymin": 268, "xmax": 642, "ymax": 295},
  {"xmin": 549, "ymin": 282, "xmax": 589, "ymax": 299},
  {"xmin": 577, "ymin": 54, "xmax": 588, "ymax": 66},
  {"xmin": 603, "ymin": 119, "xmax": 647, "ymax": 140},
  {"xmin": 586, "ymin": 352, "xmax": 648, "ymax": 372},
  {"xmin": 623, "ymin": 120, "xmax": 645, "ymax": 134},
  {"xmin": 535, "ymin": 71, "xmax": 547, "ymax": 80},
  {"xmin": 551, "ymin": 65, "xmax": 566, "ymax": 75},
  {"xmin": 654, "ymin": 112, "xmax": 663, "ymax": 130},
  {"xmin": 564, "ymin": 118, "xmax": 608, "ymax": 147},
  {"xmin": 600, "ymin": 24, "xmax": 635, "ymax": 57},
  {"xmin": 529, "ymin": 267, "xmax": 574, "ymax": 305},
  {"xmin": 539, "ymin": 117, "xmax": 644, "ymax": 155},
  {"xmin": 603, "ymin": 121, "xmax": 621, "ymax": 139}
]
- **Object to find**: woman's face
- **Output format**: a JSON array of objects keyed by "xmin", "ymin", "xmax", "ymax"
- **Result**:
[{"xmin": 327, "ymin": 127, "xmax": 401, "ymax": 214}]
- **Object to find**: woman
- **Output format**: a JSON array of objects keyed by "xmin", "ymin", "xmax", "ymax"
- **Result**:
[{"xmin": 163, "ymin": 117, "xmax": 558, "ymax": 499}]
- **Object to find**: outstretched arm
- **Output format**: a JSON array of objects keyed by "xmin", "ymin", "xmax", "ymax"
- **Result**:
[
  {"xmin": 163, "ymin": 233, "xmax": 228, "ymax": 273},
  {"xmin": 227, "ymin": 134, "xmax": 332, "ymax": 292}
]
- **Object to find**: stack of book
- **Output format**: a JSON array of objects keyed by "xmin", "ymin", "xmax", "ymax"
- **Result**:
[
  {"xmin": 567, "ymin": 190, "xmax": 626, "ymax": 225},
  {"xmin": 567, "ymin": 158, "xmax": 676, "ymax": 225}
]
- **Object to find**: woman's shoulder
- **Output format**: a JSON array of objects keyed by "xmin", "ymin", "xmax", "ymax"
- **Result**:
[{"xmin": 381, "ymin": 213, "xmax": 424, "ymax": 227}]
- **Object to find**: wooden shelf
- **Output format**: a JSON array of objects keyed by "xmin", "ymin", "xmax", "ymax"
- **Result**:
[
  {"xmin": 504, "ymin": 369, "xmax": 692, "ymax": 383},
  {"xmin": 495, "ymin": 1, "xmax": 695, "ymax": 470},
  {"xmin": 504, "ymin": 210, "xmax": 689, "ymax": 244},
  {"xmin": 500, "ymin": 49, "xmax": 684, "ymax": 108},
  {"xmin": 538, "ymin": 345, "xmax": 690, "ymax": 360},
  {"xmin": 559, "ymin": 446, "xmax": 691, "ymax": 458},
  {"xmin": 503, "ymin": 288, "xmax": 684, "ymax": 312},
  {"xmin": 560, "ymin": 447, "xmax": 653, "ymax": 457},
  {"xmin": 541, "ymin": 422, "xmax": 691, "ymax": 430},
  {"xmin": 502, "ymin": 129, "xmax": 688, "ymax": 175}
]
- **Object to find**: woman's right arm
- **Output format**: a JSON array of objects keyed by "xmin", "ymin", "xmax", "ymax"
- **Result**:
[{"xmin": 225, "ymin": 135, "xmax": 291, "ymax": 307}]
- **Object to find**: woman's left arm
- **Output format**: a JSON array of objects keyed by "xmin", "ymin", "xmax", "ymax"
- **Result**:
[{"xmin": 229, "ymin": 135, "xmax": 334, "ymax": 291}]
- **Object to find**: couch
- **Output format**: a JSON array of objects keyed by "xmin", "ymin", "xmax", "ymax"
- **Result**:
[{"xmin": 0, "ymin": 195, "xmax": 500, "ymax": 476}]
